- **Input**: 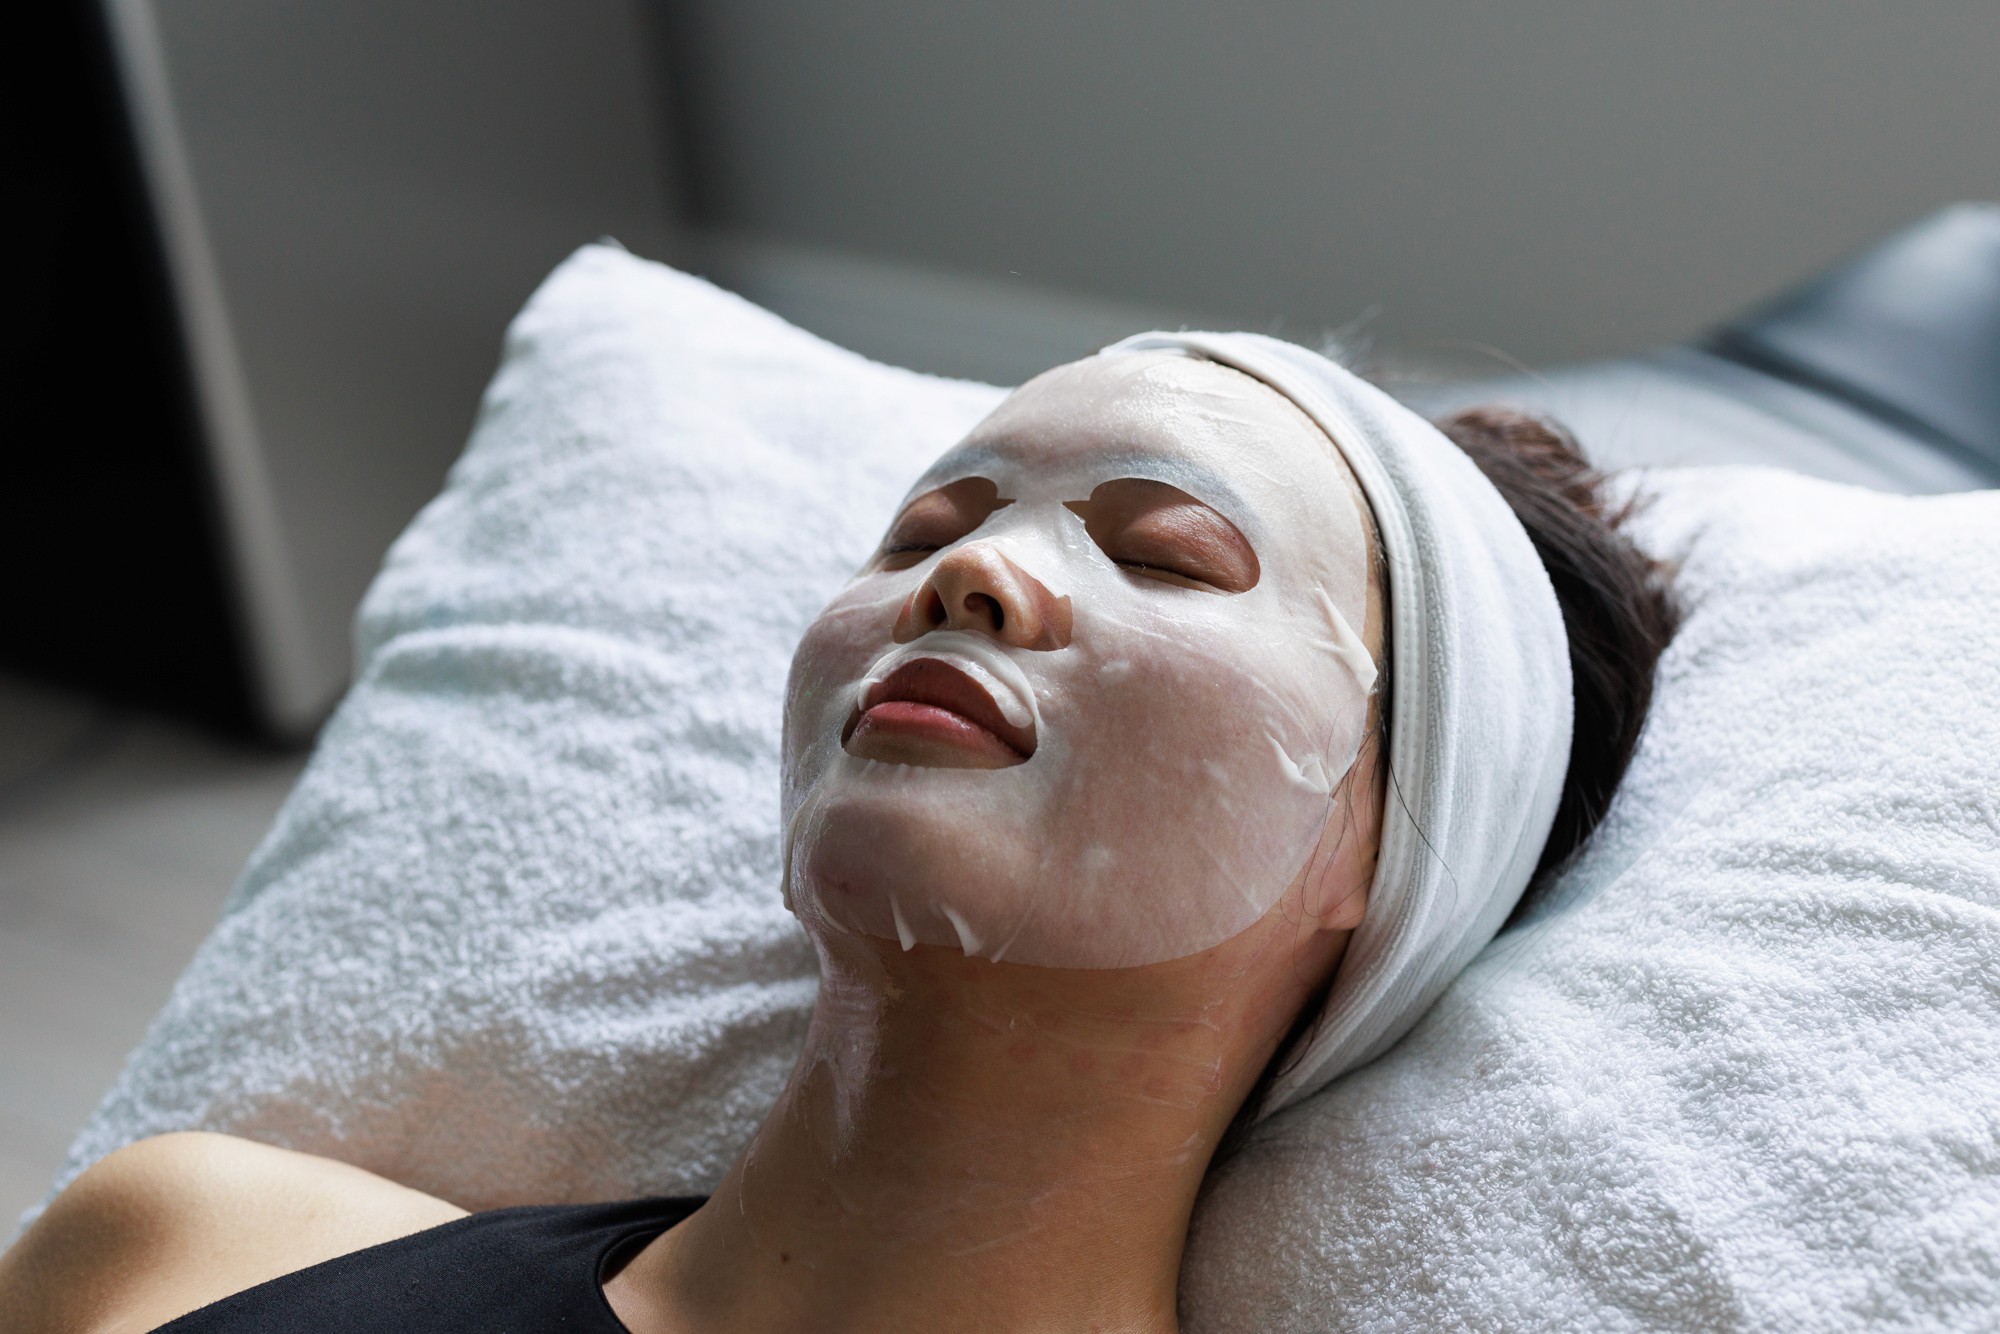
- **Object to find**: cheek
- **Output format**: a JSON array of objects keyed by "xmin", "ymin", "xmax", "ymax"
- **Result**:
[
  {"xmin": 784, "ymin": 586, "xmax": 904, "ymax": 758},
  {"xmin": 1011, "ymin": 598, "xmax": 1363, "ymax": 956},
  {"xmin": 1066, "ymin": 595, "xmax": 1347, "ymax": 762},
  {"xmin": 1051, "ymin": 620, "xmax": 1258, "ymax": 780},
  {"xmin": 1077, "ymin": 593, "xmax": 1374, "ymax": 890}
]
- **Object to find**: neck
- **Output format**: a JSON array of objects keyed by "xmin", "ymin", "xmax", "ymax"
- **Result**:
[{"xmin": 617, "ymin": 930, "xmax": 1289, "ymax": 1333}]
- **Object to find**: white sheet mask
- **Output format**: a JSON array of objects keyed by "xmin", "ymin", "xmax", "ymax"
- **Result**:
[{"xmin": 781, "ymin": 351, "xmax": 1377, "ymax": 968}]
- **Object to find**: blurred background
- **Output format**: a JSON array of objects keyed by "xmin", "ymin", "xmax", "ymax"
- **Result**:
[{"xmin": 4, "ymin": 0, "xmax": 1996, "ymax": 1225}]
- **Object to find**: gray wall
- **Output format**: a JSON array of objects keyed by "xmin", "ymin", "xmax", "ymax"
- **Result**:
[
  {"xmin": 665, "ymin": 0, "xmax": 2000, "ymax": 365},
  {"xmin": 117, "ymin": 0, "xmax": 681, "ymax": 732}
]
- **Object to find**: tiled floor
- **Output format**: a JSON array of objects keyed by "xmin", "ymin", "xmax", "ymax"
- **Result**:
[{"xmin": 0, "ymin": 673, "xmax": 305, "ymax": 1233}]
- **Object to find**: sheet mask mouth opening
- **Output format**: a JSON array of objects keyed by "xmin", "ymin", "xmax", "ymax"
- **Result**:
[{"xmin": 843, "ymin": 657, "xmax": 1038, "ymax": 767}]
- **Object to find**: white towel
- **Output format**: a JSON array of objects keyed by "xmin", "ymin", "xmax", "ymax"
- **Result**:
[{"xmin": 1179, "ymin": 467, "xmax": 2000, "ymax": 1331}]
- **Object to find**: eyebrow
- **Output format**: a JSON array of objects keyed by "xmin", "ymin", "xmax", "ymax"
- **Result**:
[
  {"xmin": 1070, "ymin": 450, "xmax": 1252, "ymax": 517},
  {"xmin": 905, "ymin": 444, "xmax": 1007, "ymax": 496},
  {"xmin": 904, "ymin": 443, "xmax": 1254, "ymax": 521}
]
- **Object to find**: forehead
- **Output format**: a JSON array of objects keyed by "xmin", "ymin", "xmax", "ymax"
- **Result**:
[{"xmin": 917, "ymin": 350, "xmax": 1352, "ymax": 498}]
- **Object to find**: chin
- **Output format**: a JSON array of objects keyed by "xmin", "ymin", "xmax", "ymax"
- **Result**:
[{"xmin": 785, "ymin": 773, "xmax": 1040, "ymax": 959}]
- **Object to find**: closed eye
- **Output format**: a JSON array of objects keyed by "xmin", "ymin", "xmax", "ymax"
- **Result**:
[
  {"xmin": 876, "ymin": 477, "xmax": 1013, "ymax": 571},
  {"xmin": 1064, "ymin": 478, "xmax": 1259, "ymax": 593},
  {"xmin": 1111, "ymin": 559, "xmax": 1213, "ymax": 590}
]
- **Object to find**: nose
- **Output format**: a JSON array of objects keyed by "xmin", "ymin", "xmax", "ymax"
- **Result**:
[{"xmin": 893, "ymin": 543, "xmax": 1073, "ymax": 650}]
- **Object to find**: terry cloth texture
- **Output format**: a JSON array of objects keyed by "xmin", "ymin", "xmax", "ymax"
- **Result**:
[{"xmin": 37, "ymin": 246, "xmax": 2000, "ymax": 1332}]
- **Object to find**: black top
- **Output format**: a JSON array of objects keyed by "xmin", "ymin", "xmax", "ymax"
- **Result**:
[{"xmin": 153, "ymin": 1196, "xmax": 705, "ymax": 1332}]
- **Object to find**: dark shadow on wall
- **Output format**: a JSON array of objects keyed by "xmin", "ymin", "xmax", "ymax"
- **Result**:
[{"xmin": 4, "ymin": 4, "xmax": 257, "ymax": 736}]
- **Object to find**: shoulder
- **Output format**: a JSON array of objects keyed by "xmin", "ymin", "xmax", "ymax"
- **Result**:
[{"xmin": 0, "ymin": 1131, "xmax": 467, "ymax": 1334}]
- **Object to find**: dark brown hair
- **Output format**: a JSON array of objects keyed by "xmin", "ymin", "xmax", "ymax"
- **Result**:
[
  {"xmin": 1433, "ymin": 405, "xmax": 1681, "ymax": 909},
  {"xmin": 1223, "ymin": 404, "xmax": 1679, "ymax": 1150}
]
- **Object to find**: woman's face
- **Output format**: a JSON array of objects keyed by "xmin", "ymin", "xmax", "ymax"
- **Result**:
[{"xmin": 782, "ymin": 351, "xmax": 1379, "ymax": 969}]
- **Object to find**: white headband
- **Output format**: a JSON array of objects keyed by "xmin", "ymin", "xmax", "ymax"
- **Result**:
[{"xmin": 1107, "ymin": 332, "xmax": 1574, "ymax": 1116}]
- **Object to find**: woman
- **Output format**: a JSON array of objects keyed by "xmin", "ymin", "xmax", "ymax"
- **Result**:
[{"xmin": 1, "ymin": 333, "xmax": 1676, "ymax": 1332}]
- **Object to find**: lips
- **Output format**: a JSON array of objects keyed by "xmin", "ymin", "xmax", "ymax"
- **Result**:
[{"xmin": 846, "ymin": 658, "xmax": 1037, "ymax": 767}]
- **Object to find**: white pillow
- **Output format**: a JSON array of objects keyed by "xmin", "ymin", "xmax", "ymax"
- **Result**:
[{"xmin": 47, "ymin": 246, "xmax": 2000, "ymax": 1331}]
